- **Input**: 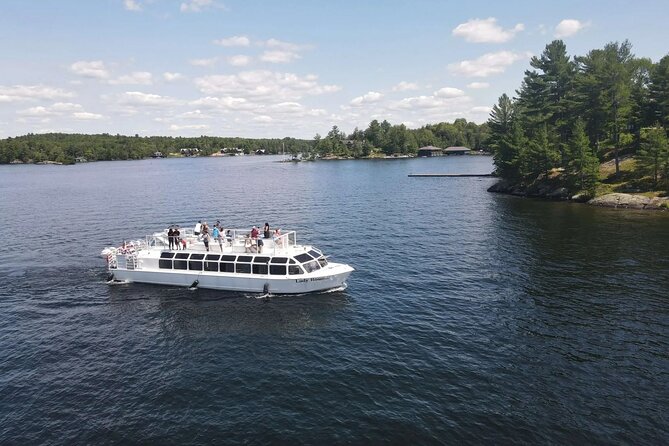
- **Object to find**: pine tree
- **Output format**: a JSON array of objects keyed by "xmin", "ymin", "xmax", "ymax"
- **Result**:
[
  {"xmin": 637, "ymin": 126, "xmax": 669, "ymax": 186},
  {"xmin": 567, "ymin": 121, "xmax": 599, "ymax": 192}
]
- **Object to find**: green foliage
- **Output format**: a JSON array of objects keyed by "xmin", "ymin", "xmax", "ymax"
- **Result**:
[
  {"xmin": 0, "ymin": 133, "xmax": 315, "ymax": 164},
  {"xmin": 637, "ymin": 126, "xmax": 669, "ymax": 185},
  {"xmin": 567, "ymin": 121, "xmax": 599, "ymax": 192},
  {"xmin": 490, "ymin": 38, "xmax": 669, "ymax": 194}
]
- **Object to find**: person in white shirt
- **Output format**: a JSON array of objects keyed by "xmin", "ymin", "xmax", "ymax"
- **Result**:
[{"xmin": 194, "ymin": 220, "xmax": 202, "ymax": 236}]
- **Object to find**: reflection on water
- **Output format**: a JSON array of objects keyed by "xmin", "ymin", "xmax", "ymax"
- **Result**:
[{"xmin": 1, "ymin": 156, "xmax": 668, "ymax": 444}]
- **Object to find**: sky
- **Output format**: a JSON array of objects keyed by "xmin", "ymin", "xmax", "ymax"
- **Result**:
[{"xmin": 1, "ymin": 0, "xmax": 668, "ymax": 139}]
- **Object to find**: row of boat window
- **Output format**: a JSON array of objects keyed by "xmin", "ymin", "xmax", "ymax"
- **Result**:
[{"xmin": 157, "ymin": 251, "xmax": 327, "ymax": 275}]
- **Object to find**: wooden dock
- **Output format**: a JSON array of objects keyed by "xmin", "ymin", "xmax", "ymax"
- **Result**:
[{"xmin": 408, "ymin": 173, "xmax": 495, "ymax": 177}]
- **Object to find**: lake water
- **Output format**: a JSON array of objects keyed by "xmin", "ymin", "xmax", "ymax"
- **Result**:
[{"xmin": 1, "ymin": 155, "xmax": 668, "ymax": 444}]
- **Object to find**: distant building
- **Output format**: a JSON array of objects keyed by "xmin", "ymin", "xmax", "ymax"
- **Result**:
[
  {"xmin": 417, "ymin": 146, "xmax": 443, "ymax": 157},
  {"xmin": 151, "ymin": 151, "xmax": 164, "ymax": 158},
  {"xmin": 444, "ymin": 146, "xmax": 471, "ymax": 155},
  {"xmin": 180, "ymin": 148, "xmax": 200, "ymax": 156}
]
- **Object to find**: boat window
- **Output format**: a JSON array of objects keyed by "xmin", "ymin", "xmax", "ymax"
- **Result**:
[
  {"xmin": 308, "ymin": 249, "xmax": 321, "ymax": 259},
  {"xmin": 270, "ymin": 257, "xmax": 288, "ymax": 264},
  {"xmin": 219, "ymin": 262, "xmax": 234, "ymax": 273},
  {"xmin": 205, "ymin": 254, "xmax": 221, "ymax": 261},
  {"xmin": 303, "ymin": 260, "xmax": 321, "ymax": 273},
  {"xmin": 236, "ymin": 263, "xmax": 251, "ymax": 274},
  {"xmin": 190, "ymin": 253, "xmax": 205, "ymax": 260},
  {"xmin": 288, "ymin": 265, "xmax": 303, "ymax": 275},
  {"xmin": 294, "ymin": 253, "xmax": 313, "ymax": 263},
  {"xmin": 289, "ymin": 259, "xmax": 296, "ymax": 264},
  {"xmin": 270, "ymin": 265, "xmax": 286, "ymax": 275},
  {"xmin": 159, "ymin": 259, "xmax": 173, "ymax": 269},
  {"xmin": 174, "ymin": 260, "xmax": 187, "ymax": 270},
  {"xmin": 252, "ymin": 264, "xmax": 268, "ymax": 274},
  {"xmin": 221, "ymin": 255, "xmax": 237, "ymax": 262},
  {"xmin": 318, "ymin": 258, "xmax": 328, "ymax": 267},
  {"xmin": 204, "ymin": 261, "xmax": 218, "ymax": 272},
  {"xmin": 254, "ymin": 256, "xmax": 270, "ymax": 263},
  {"xmin": 237, "ymin": 256, "xmax": 253, "ymax": 263},
  {"xmin": 160, "ymin": 252, "xmax": 176, "ymax": 259},
  {"xmin": 189, "ymin": 260, "xmax": 203, "ymax": 271},
  {"xmin": 175, "ymin": 253, "xmax": 189, "ymax": 259}
]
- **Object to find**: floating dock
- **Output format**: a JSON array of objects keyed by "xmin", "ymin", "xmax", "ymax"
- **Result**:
[{"xmin": 408, "ymin": 173, "xmax": 495, "ymax": 177}]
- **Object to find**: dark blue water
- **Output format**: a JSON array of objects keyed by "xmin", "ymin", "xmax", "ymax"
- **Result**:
[{"xmin": 1, "ymin": 155, "xmax": 668, "ymax": 444}]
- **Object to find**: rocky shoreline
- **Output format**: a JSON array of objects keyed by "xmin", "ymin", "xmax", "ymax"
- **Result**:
[{"xmin": 488, "ymin": 180, "xmax": 668, "ymax": 211}]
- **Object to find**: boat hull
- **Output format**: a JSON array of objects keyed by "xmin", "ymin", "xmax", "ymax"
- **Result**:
[{"xmin": 109, "ymin": 265, "xmax": 353, "ymax": 294}]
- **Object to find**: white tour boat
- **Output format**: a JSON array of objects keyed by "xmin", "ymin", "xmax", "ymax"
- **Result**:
[{"xmin": 101, "ymin": 228, "xmax": 354, "ymax": 294}]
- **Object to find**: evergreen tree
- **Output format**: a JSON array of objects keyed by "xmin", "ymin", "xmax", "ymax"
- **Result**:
[
  {"xmin": 494, "ymin": 120, "xmax": 527, "ymax": 180},
  {"xmin": 525, "ymin": 125, "xmax": 560, "ymax": 179},
  {"xmin": 637, "ymin": 126, "xmax": 669, "ymax": 186},
  {"xmin": 567, "ymin": 121, "xmax": 599, "ymax": 192}
]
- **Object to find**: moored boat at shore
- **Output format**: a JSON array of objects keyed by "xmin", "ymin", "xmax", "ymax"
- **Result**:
[{"xmin": 101, "ymin": 228, "xmax": 354, "ymax": 294}]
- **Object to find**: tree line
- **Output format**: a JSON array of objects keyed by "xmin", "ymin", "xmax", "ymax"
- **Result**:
[
  {"xmin": 0, "ymin": 133, "xmax": 314, "ymax": 164},
  {"xmin": 0, "ymin": 117, "xmax": 490, "ymax": 164},
  {"xmin": 489, "ymin": 39, "xmax": 669, "ymax": 194},
  {"xmin": 311, "ymin": 118, "xmax": 489, "ymax": 158}
]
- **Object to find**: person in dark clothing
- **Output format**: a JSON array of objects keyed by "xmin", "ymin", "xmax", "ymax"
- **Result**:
[
  {"xmin": 174, "ymin": 227, "xmax": 181, "ymax": 250},
  {"xmin": 263, "ymin": 222, "xmax": 271, "ymax": 239},
  {"xmin": 168, "ymin": 227, "xmax": 174, "ymax": 250}
]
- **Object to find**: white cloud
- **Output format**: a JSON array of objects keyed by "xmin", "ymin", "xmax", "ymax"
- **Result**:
[
  {"xmin": 253, "ymin": 115, "xmax": 273, "ymax": 123},
  {"xmin": 178, "ymin": 109, "xmax": 211, "ymax": 119},
  {"xmin": 50, "ymin": 102, "xmax": 84, "ymax": 112},
  {"xmin": 116, "ymin": 91, "xmax": 181, "ymax": 107},
  {"xmin": 108, "ymin": 71, "xmax": 153, "ymax": 85},
  {"xmin": 189, "ymin": 57, "xmax": 218, "ymax": 67},
  {"xmin": 452, "ymin": 18, "xmax": 524, "ymax": 43},
  {"xmin": 467, "ymin": 82, "xmax": 490, "ymax": 89},
  {"xmin": 350, "ymin": 91, "xmax": 383, "ymax": 107},
  {"xmin": 163, "ymin": 72, "xmax": 183, "ymax": 82},
  {"xmin": 17, "ymin": 102, "xmax": 103, "ymax": 120},
  {"xmin": 213, "ymin": 36, "xmax": 250, "ymax": 47},
  {"xmin": 169, "ymin": 123, "xmax": 209, "ymax": 130},
  {"xmin": 449, "ymin": 51, "xmax": 532, "ymax": 77},
  {"xmin": 180, "ymin": 0, "xmax": 215, "ymax": 13},
  {"xmin": 555, "ymin": 19, "xmax": 590, "ymax": 38},
  {"xmin": 123, "ymin": 0, "xmax": 142, "ymax": 12},
  {"xmin": 392, "ymin": 81, "xmax": 419, "ymax": 92},
  {"xmin": 70, "ymin": 60, "xmax": 109, "ymax": 79},
  {"xmin": 194, "ymin": 70, "xmax": 341, "ymax": 101},
  {"xmin": 434, "ymin": 87, "xmax": 465, "ymax": 98},
  {"xmin": 260, "ymin": 50, "xmax": 300, "ymax": 64},
  {"xmin": 189, "ymin": 96, "xmax": 251, "ymax": 110},
  {"xmin": 228, "ymin": 55, "xmax": 251, "ymax": 67},
  {"xmin": 263, "ymin": 38, "xmax": 305, "ymax": 51},
  {"xmin": 17, "ymin": 106, "xmax": 54, "ymax": 117},
  {"xmin": 0, "ymin": 85, "xmax": 75, "ymax": 103},
  {"xmin": 470, "ymin": 106, "xmax": 492, "ymax": 114},
  {"xmin": 73, "ymin": 112, "xmax": 104, "ymax": 120}
]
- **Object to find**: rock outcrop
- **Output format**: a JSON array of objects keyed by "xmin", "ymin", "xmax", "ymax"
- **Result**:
[{"xmin": 587, "ymin": 193, "xmax": 669, "ymax": 210}]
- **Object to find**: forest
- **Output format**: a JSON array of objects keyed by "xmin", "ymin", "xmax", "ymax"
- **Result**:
[
  {"xmin": 0, "ymin": 118, "xmax": 489, "ymax": 164},
  {"xmin": 488, "ymin": 39, "xmax": 669, "ymax": 196}
]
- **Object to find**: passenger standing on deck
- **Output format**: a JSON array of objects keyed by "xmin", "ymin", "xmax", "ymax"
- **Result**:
[
  {"xmin": 202, "ymin": 231, "xmax": 210, "ymax": 252},
  {"xmin": 273, "ymin": 228, "xmax": 282, "ymax": 247},
  {"xmin": 251, "ymin": 226, "xmax": 259, "ymax": 239},
  {"xmin": 174, "ymin": 226, "xmax": 181, "ymax": 250},
  {"xmin": 212, "ymin": 225, "xmax": 223, "ymax": 252},
  {"xmin": 168, "ymin": 227, "xmax": 174, "ymax": 250},
  {"xmin": 263, "ymin": 222, "xmax": 271, "ymax": 239},
  {"xmin": 194, "ymin": 220, "xmax": 202, "ymax": 237}
]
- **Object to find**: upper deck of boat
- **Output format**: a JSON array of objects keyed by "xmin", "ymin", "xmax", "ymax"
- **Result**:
[{"xmin": 145, "ymin": 228, "xmax": 313, "ymax": 258}]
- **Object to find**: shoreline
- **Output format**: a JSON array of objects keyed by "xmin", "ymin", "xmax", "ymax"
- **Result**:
[{"xmin": 488, "ymin": 180, "xmax": 669, "ymax": 211}]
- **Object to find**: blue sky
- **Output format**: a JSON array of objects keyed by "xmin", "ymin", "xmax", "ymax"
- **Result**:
[{"xmin": 1, "ymin": 0, "xmax": 668, "ymax": 139}]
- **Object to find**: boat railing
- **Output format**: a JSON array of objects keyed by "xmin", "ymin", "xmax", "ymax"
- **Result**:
[{"xmin": 144, "ymin": 228, "xmax": 298, "ymax": 255}]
